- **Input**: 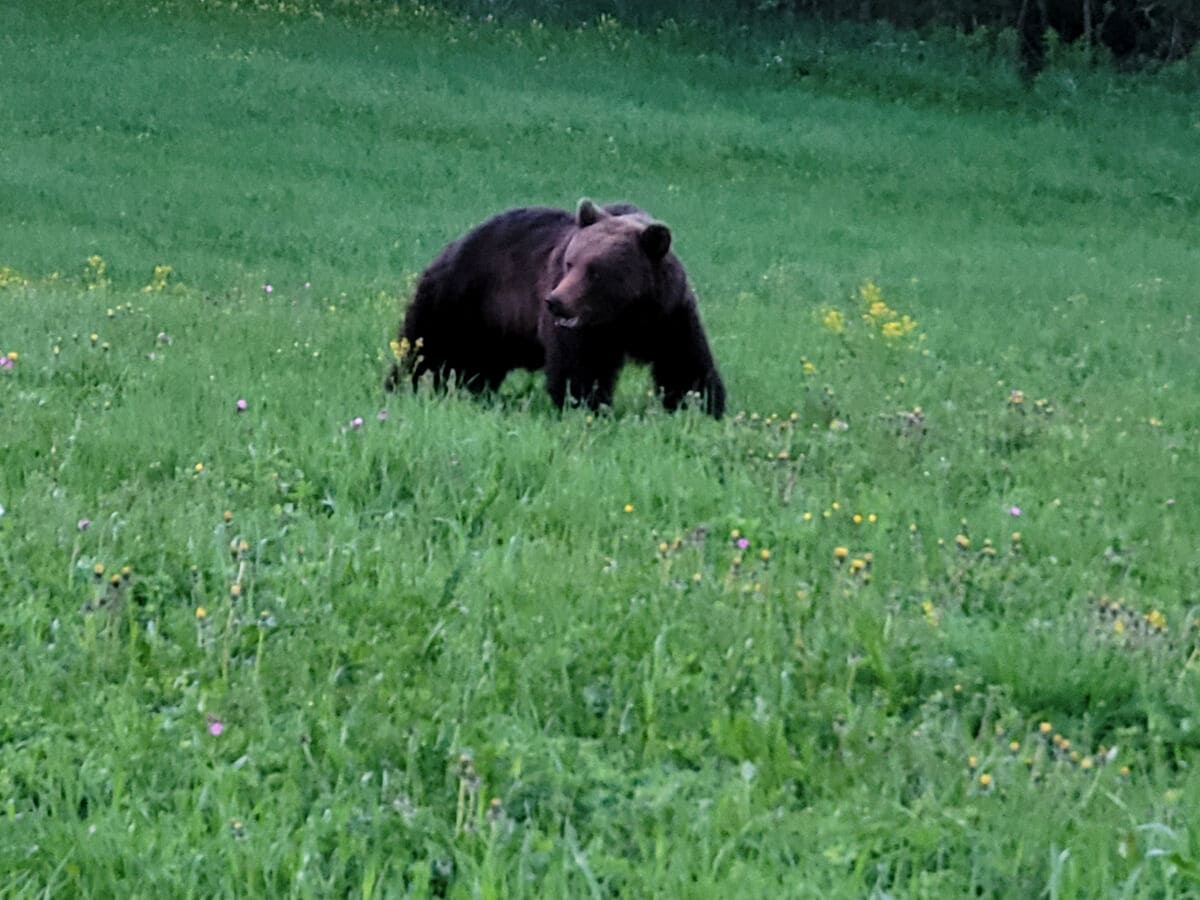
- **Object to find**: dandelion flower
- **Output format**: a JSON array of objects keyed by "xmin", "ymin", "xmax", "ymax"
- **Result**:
[
  {"xmin": 833, "ymin": 546, "xmax": 849, "ymax": 562},
  {"xmin": 194, "ymin": 462, "xmax": 204, "ymax": 473},
  {"xmin": 1039, "ymin": 721, "xmax": 1052, "ymax": 735},
  {"xmin": 623, "ymin": 504, "xmax": 634, "ymax": 513},
  {"xmin": 195, "ymin": 606, "xmax": 207, "ymax": 619},
  {"xmin": 760, "ymin": 548, "xmax": 771, "ymax": 561},
  {"xmin": 978, "ymin": 773, "xmax": 993, "ymax": 788}
]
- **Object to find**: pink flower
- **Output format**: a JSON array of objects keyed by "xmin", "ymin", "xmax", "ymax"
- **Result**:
[
  {"xmin": 263, "ymin": 284, "xmax": 274, "ymax": 294},
  {"xmin": 350, "ymin": 416, "xmax": 364, "ymax": 429},
  {"xmin": 1009, "ymin": 506, "xmax": 1022, "ymax": 517},
  {"xmin": 236, "ymin": 399, "xmax": 248, "ymax": 412},
  {"xmin": 0, "ymin": 357, "xmax": 12, "ymax": 371},
  {"xmin": 376, "ymin": 409, "xmax": 389, "ymax": 422},
  {"xmin": 78, "ymin": 518, "xmax": 91, "ymax": 531},
  {"xmin": 207, "ymin": 716, "xmax": 224, "ymax": 737},
  {"xmin": 736, "ymin": 538, "xmax": 749, "ymax": 550}
]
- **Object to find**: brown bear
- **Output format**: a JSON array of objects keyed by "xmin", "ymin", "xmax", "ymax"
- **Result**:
[{"xmin": 384, "ymin": 199, "xmax": 726, "ymax": 418}]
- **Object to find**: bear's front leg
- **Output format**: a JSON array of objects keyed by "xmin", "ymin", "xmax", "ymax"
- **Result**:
[
  {"xmin": 649, "ymin": 305, "xmax": 726, "ymax": 419},
  {"xmin": 544, "ymin": 334, "xmax": 621, "ymax": 412}
]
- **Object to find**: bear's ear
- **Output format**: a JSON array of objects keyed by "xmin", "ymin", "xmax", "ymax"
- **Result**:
[
  {"xmin": 639, "ymin": 223, "xmax": 672, "ymax": 261},
  {"xmin": 576, "ymin": 198, "xmax": 607, "ymax": 227}
]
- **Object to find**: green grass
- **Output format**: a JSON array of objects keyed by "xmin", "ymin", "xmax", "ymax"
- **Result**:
[{"xmin": 2, "ymin": 1, "xmax": 1200, "ymax": 895}]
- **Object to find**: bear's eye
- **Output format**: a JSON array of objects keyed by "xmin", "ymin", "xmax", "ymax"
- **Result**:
[{"xmin": 585, "ymin": 266, "xmax": 599, "ymax": 282}]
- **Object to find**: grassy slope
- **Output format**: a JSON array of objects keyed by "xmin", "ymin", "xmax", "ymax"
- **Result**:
[{"xmin": 2, "ymin": 2, "xmax": 1199, "ymax": 896}]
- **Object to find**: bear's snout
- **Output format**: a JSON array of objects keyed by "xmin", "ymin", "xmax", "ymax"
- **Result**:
[
  {"xmin": 546, "ymin": 296, "xmax": 582, "ymax": 329},
  {"xmin": 546, "ymin": 296, "xmax": 570, "ymax": 319}
]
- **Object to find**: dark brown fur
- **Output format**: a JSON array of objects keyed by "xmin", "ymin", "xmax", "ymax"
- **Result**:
[{"xmin": 385, "ymin": 200, "xmax": 726, "ymax": 417}]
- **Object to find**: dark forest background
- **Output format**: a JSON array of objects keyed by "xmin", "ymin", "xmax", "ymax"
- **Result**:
[{"xmin": 440, "ymin": 0, "xmax": 1198, "ymax": 75}]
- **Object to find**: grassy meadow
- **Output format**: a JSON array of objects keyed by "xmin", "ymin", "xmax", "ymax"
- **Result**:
[{"xmin": 2, "ymin": 1, "xmax": 1200, "ymax": 895}]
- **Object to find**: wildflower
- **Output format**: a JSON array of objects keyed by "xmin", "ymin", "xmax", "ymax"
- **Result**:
[
  {"xmin": 967, "ymin": 755, "xmax": 978, "ymax": 770},
  {"xmin": 867, "ymin": 514, "xmax": 877, "ymax": 523},
  {"xmin": 759, "ymin": 548, "xmax": 771, "ymax": 561},
  {"xmin": 849, "ymin": 557, "xmax": 866, "ymax": 574},
  {"xmin": 802, "ymin": 512, "xmax": 812, "ymax": 522},
  {"xmin": 0, "ymin": 357, "xmax": 12, "ymax": 371},
  {"xmin": 230, "ymin": 583, "xmax": 242, "ymax": 598},
  {"xmin": 1009, "ymin": 506, "xmax": 1021, "ymax": 517},
  {"xmin": 1080, "ymin": 756, "xmax": 1094, "ymax": 770},
  {"xmin": 954, "ymin": 534, "xmax": 970, "ymax": 550},
  {"xmin": 829, "ymin": 419, "xmax": 849, "ymax": 431},
  {"xmin": 833, "ymin": 546, "xmax": 849, "ymax": 562},
  {"xmin": 736, "ymin": 538, "xmax": 749, "ymax": 550},
  {"xmin": 852, "ymin": 514, "xmax": 863, "ymax": 525},
  {"xmin": 1039, "ymin": 721, "xmax": 1052, "ymax": 735},
  {"xmin": 1008, "ymin": 389, "xmax": 1025, "ymax": 406},
  {"xmin": 623, "ymin": 504, "xmax": 634, "ymax": 513},
  {"xmin": 1009, "ymin": 741, "xmax": 1020, "ymax": 753},
  {"xmin": 978, "ymin": 773, "xmax": 993, "ymax": 788},
  {"xmin": 263, "ymin": 284, "xmax": 274, "ymax": 294},
  {"xmin": 78, "ymin": 518, "xmax": 91, "ymax": 531},
  {"xmin": 223, "ymin": 510, "xmax": 233, "ymax": 523},
  {"xmin": 236, "ymin": 399, "xmax": 247, "ymax": 412},
  {"xmin": 93, "ymin": 563, "xmax": 105, "ymax": 578},
  {"xmin": 208, "ymin": 717, "xmax": 224, "ymax": 737},
  {"xmin": 194, "ymin": 462, "xmax": 204, "ymax": 473},
  {"xmin": 1149, "ymin": 417, "xmax": 1163, "ymax": 428},
  {"xmin": 820, "ymin": 308, "xmax": 845, "ymax": 334},
  {"xmin": 195, "ymin": 606, "xmax": 207, "ymax": 619},
  {"xmin": 801, "ymin": 359, "xmax": 816, "ymax": 375},
  {"xmin": 350, "ymin": 416, "xmax": 364, "ymax": 429},
  {"xmin": 730, "ymin": 529, "xmax": 740, "ymax": 539},
  {"xmin": 376, "ymin": 409, "xmax": 389, "ymax": 421}
]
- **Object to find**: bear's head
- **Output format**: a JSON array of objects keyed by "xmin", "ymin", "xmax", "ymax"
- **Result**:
[{"xmin": 545, "ymin": 199, "xmax": 673, "ymax": 330}]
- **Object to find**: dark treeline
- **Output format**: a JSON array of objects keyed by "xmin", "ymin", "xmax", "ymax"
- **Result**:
[{"xmin": 444, "ymin": 0, "xmax": 1198, "ymax": 74}]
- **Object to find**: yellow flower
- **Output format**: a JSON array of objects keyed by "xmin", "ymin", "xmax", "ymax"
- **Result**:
[
  {"xmin": 802, "ymin": 512, "xmax": 813, "ymax": 522},
  {"xmin": 978, "ymin": 773, "xmax": 993, "ymax": 788},
  {"xmin": 859, "ymin": 280, "xmax": 884, "ymax": 307},
  {"xmin": 802, "ymin": 360, "xmax": 817, "ymax": 375},
  {"xmin": 194, "ymin": 462, "xmax": 205, "ymax": 473},
  {"xmin": 833, "ymin": 546, "xmax": 849, "ymax": 561},
  {"xmin": 230, "ymin": 583, "xmax": 242, "ymax": 598},
  {"xmin": 195, "ymin": 606, "xmax": 207, "ymax": 619},
  {"xmin": 623, "ymin": 503, "xmax": 634, "ymax": 513},
  {"xmin": 1039, "ymin": 721, "xmax": 1052, "ymax": 735},
  {"xmin": 852, "ymin": 514, "xmax": 863, "ymax": 525},
  {"xmin": 820, "ymin": 308, "xmax": 845, "ymax": 334},
  {"xmin": 5, "ymin": 351, "xmax": 17, "ymax": 362},
  {"xmin": 759, "ymin": 548, "xmax": 771, "ymax": 561},
  {"xmin": 954, "ymin": 534, "xmax": 970, "ymax": 550}
]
